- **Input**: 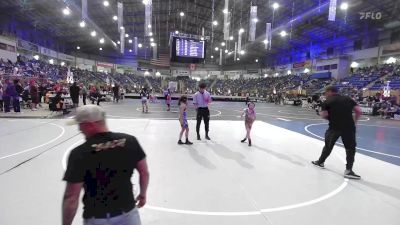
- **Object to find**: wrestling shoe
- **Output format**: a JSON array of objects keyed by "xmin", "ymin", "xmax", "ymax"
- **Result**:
[
  {"xmin": 311, "ymin": 161, "xmax": 325, "ymax": 169},
  {"xmin": 344, "ymin": 170, "xmax": 361, "ymax": 180}
]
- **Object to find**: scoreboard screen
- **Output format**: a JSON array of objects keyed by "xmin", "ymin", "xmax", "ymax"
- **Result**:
[
  {"xmin": 171, "ymin": 36, "xmax": 206, "ymax": 63},
  {"xmin": 175, "ymin": 38, "xmax": 205, "ymax": 59}
]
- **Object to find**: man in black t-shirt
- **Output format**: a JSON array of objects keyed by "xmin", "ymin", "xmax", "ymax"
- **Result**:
[
  {"xmin": 112, "ymin": 84, "xmax": 120, "ymax": 103},
  {"xmin": 69, "ymin": 82, "xmax": 80, "ymax": 108},
  {"xmin": 62, "ymin": 105, "xmax": 149, "ymax": 225},
  {"xmin": 312, "ymin": 86, "xmax": 362, "ymax": 179}
]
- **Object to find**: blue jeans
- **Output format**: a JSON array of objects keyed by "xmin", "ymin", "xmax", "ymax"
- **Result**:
[{"xmin": 84, "ymin": 208, "xmax": 141, "ymax": 225}]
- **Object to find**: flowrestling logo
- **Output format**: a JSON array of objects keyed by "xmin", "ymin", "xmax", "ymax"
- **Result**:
[{"xmin": 359, "ymin": 12, "xmax": 382, "ymax": 20}]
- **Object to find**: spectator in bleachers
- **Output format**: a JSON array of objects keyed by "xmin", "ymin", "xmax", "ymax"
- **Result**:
[
  {"xmin": 29, "ymin": 80, "xmax": 39, "ymax": 111},
  {"xmin": 80, "ymin": 83, "xmax": 88, "ymax": 105},
  {"xmin": 378, "ymin": 101, "xmax": 391, "ymax": 118},
  {"xmin": 3, "ymin": 79, "xmax": 20, "ymax": 113},
  {"xmin": 0, "ymin": 82, "xmax": 3, "ymax": 112}
]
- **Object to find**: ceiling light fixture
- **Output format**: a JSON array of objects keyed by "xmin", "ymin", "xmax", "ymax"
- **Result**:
[
  {"xmin": 340, "ymin": 2, "xmax": 349, "ymax": 10},
  {"xmin": 63, "ymin": 7, "xmax": 71, "ymax": 15}
]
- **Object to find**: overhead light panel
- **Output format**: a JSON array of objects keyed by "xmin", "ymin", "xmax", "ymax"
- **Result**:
[
  {"xmin": 229, "ymin": 36, "xmax": 234, "ymax": 40},
  {"xmin": 125, "ymin": 34, "xmax": 129, "ymax": 38},
  {"xmin": 239, "ymin": 28, "xmax": 245, "ymax": 34},
  {"xmin": 99, "ymin": 47, "xmax": 103, "ymax": 51},
  {"xmin": 129, "ymin": 39, "xmax": 133, "ymax": 43},
  {"xmin": 280, "ymin": 30, "xmax": 287, "ymax": 37},
  {"xmin": 117, "ymin": 41, "xmax": 120, "ymax": 44},
  {"xmin": 90, "ymin": 31, "xmax": 97, "ymax": 37},
  {"xmin": 213, "ymin": 20, "xmax": 218, "ymax": 26},
  {"xmin": 103, "ymin": 1, "xmax": 109, "ymax": 7},
  {"xmin": 340, "ymin": 2, "xmax": 349, "ymax": 10},
  {"xmin": 76, "ymin": 46, "xmax": 80, "ymax": 50},
  {"xmin": 79, "ymin": 21, "xmax": 86, "ymax": 28},
  {"xmin": 150, "ymin": 42, "xmax": 156, "ymax": 47},
  {"xmin": 33, "ymin": 55, "xmax": 40, "ymax": 60},
  {"xmin": 63, "ymin": 7, "xmax": 71, "ymax": 15},
  {"xmin": 175, "ymin": 30, "xmax": 179, "ymax": 34},
  {"xmin": 113, "ymin": 15, "xmax": 118, "ymax": 21},
  {"xmin": 138, "ymin": 43, "xmax": 143, "ymax": 48},
  {"xmin": 150, "ymin": 38, "xmax": 154, "ymax": 42},
  {"xmin": 99, "ymin": 38, "xmax": 105, "ymax": 44},
  {"xmin": 272, "ymin": 2, "xmax": 279, "ymax": 10},
  {"xmin": 180, "ymin": 12, "xmax": 185, "ymax": 17}
]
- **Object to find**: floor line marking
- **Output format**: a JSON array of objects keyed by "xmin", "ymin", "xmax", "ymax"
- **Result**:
[
  {"xmin": 304, "ymin": 123, "xmax": 400, "ymax": 159},
  {"xmin": 0, "ymin": 123, "xmax": 66, "ymax": 160},
  {"xmin": 277, "ymin": 118, "xmax": 291, "ymax": 122}
]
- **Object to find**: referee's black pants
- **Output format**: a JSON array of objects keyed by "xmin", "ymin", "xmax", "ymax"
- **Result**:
[
  {"xmin": 196, "ymin": 107, "xmax": 210, "ymax": 136},
  {"xmin": 318, "ymin": 128, "xmax": 356, "ymax": 170}
]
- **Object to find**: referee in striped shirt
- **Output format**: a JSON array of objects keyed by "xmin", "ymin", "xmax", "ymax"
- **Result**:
[{"xmin": 193, "ymin": 83, "xmax": 212, "ymax": 140}]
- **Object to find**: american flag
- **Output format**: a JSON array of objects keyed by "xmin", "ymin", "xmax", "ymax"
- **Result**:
[{"xmin": 150, "ymin": 53, "xmax": 170, "ymax": 68}]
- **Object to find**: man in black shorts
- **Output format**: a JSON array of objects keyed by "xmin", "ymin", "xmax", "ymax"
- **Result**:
[
  {"xmin": 312, "ymin": 86, "xmax": 362, "ymax": 179},
  {"xmin": 62, "ymin": 105, "xmax": 149, "ymax": 225}
]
